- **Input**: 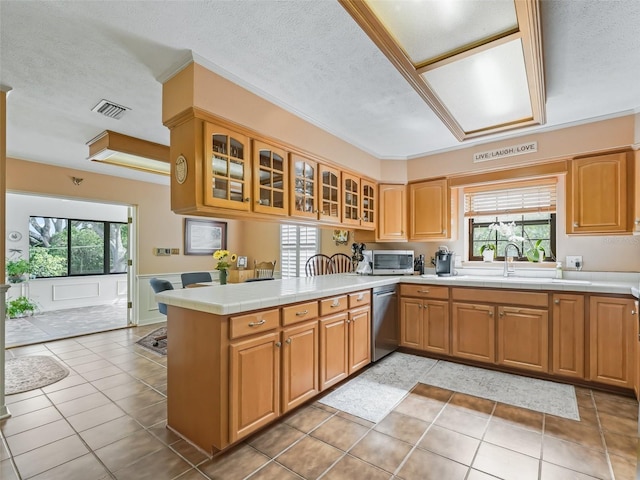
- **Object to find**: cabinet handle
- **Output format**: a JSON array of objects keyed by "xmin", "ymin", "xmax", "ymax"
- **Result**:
[
  {"xmin": 346, "ymin": 319, "xmax": 351, "ymax": 324},
  {"xmin": 314, "ymin": 209, "xmax": 319, "ymax": 214},
  {"xmin": 489, "ymin": 311, "xmax": 493, "ymax": 317},
  {"xmin": 357, "ymin": 294, "xmax": 364, "ymax": 301},
  {"xmin": 275, "ymin": 341, "xmax": 282, "ymax": 348},
  {"xmin": 401, "ymin": 230, "xmax": 404, "ymax": 235},
  {"xmin": 286, "ymin": 338, "xmax": 292, "ymax": 344},
  {"xmin": 554, "ymin": 299, "xmax": 560, "ymax": 304},
  {"xmin": 632, "ymin": 310, "xmax": 637, "ymax": 315},
  {"xmin": 244, "ymin": 197, "xmax": 250, "ymax": 202},
  {"xmin": 499, "ymin": 311, "xmax": 504, "ymax": 317},
  {"xmin": 295, "ymin": 310, "xmax": 309, "ymax": 316},
  {"xmin": 573, "ymin": 222, "xmax": 579, "ymax": 227},
  {"xmin": 248, "ymin": 319, "xmax": 266, "ymax": 327},
  {"xmin": 635, "ymin": 219, "xmax": 639, "ymax": 225},
  {"xmin": 418, "ymin": 289, "xmax": 430, "ymax": 294},
  {"xmin": 442, "ymin": 229, "xmax": 446, "ymax": 234},
  {"xmin": 418, "ymin": 304, "xmax": 422, "ymax": 309},
  {"xmin": 423, "ymin": 304, "xmax": 428, "ymax": 309}
]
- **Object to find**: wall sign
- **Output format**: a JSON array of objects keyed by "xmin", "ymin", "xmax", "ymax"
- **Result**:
[{"xmin": 473, "ymin": 141, "xmax": 538, "ymax": 163}]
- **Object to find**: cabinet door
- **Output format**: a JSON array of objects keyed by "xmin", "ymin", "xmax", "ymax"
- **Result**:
[
  {"xmin": 349, "ymin": 306, "xmax": 371, "ymax": 374},
  {"xmin": 497, "ymin": 306, "xmax": 549, "ymax": 373},
  {"xmin": 552, "ymin": 294, "xmax": 585, "ymax": 378},
  {"xmin": 567, "ymin": 152, "xmax": 628, "ymax": 233},
  {"xmin": 282, "ymin": 320, "xmax": 319, "ymax": 413},
  {"xmin": 319, "ymin": 164, "xmax": 341, "ymax": 223},
  {"xmin": 204, "ymin": 123, "xmax": 251, "ymax": 211},
  {"xmin": 400, "ymin": 297, "xmax": 422, "ymax": 349},
  {"xmin": 229, "ymin": 332, "xmax": 280, "ymax": 442},
  {"xmin": 253, "ymin": 141, "xmax": 288, "ymax": 216},
  {"xmin": 634, "ymin": 300, "xmax": 639, "ymax": 400},
  {"xmin": 423, "ymin": 300, "xmax": 450, "ymax": 354},
  {"xmin": 378, "ymin": 184, "xmax": 407, "ymax": 241},
  {"xmin": 361, "ymin": 179, "xmax": 376, "ymax": 230},
  {"xmin": 589, "ymin": 296, "xmax": 635, "ymax": 387},
  {"xmin": 290, "ymin": 154, "xmax": 318, "ymax": 220},
  {"xmin": 342, "ymin": 172, "xmax": 361, "ymax": 227},
  {"xmin": 451, "ymin": 303, "xmax": 495, "ymax": 363},
  {"xmin": 409, "ymin": 179, "xmax": 450, "ymax": 240},
  {"xmin": 319, "ymin": 313, "xmax": 349, "ymax": 390}
]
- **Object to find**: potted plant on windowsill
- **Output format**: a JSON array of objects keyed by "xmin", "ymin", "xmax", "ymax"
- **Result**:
[
  {"xmin": 525, "ymin": 240, "xmax": 545, "ymax": 263},
  {"xmin": 6, "ymin": 259, "xmax": 31, "ymax": 283},
  {"xmin": 479, "ymin": 244, "xmax": 496, "ymax": 262}
]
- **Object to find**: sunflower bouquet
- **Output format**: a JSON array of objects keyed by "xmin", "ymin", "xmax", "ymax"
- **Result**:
[{"xmin": 213, "ymin": 250, "xmax": 237, "ymax": 270}]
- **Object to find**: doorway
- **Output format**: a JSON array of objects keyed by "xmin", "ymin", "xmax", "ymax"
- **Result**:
[{"xmin": 5, "ymin": 193, "xmax": 135, "ymax": 347}]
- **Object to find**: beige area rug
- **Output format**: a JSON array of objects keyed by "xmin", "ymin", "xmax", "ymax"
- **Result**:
[{"xmin": 6, "ymin": 355, "xmax": 69, "ymax": 395}]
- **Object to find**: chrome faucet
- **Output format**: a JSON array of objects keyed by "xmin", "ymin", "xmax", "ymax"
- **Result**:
[{"xmin": 503, "ymin": 243, "xmax": 521, "ymax": 277}]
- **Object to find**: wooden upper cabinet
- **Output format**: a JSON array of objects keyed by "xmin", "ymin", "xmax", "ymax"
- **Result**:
[
  {"xmin": 342, "ymin": 173, "xmax": 376, "ymax": 230},
  {"xmin": 319, "ymin": 164, "xmax": 341, "ymax": 224},
  {"xmin": 290, "ymin": 154, "xmax": 318, "ymax": 220},
  {"xmin": 342, "ymin": 172, "xmax": 361, "ymax": 228},
  {"xmin": 204, "ymin": 123, "xmax": 251, "ymax": 211},
  {"xmin": 378, "ymin": 184, "xmax": 407, "ymax": 241},
  {"xmin": 252, "ymin": 141, "xmax": 288, "ymax": 216},
  {"xmin": 567, "ymin": 152, "xmax": 630, "ymax": 234},
  {"xmin": 409, "ymin": 179, "xmax": 452, "ymax": 240}
]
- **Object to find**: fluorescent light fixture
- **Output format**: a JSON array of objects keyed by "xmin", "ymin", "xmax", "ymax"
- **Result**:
[
  {"xmin": 340, "ymin": 0, "xmax": 545, "ymax": 141},
  {"xmin": 87, "ymin": 130, "xmax": 170, "ymax": 175}
]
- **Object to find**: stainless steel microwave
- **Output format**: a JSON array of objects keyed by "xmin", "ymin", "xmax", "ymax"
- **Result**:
[{"xmin": 363, "ymin": 250, "xmax": 414, "ymax": 275}]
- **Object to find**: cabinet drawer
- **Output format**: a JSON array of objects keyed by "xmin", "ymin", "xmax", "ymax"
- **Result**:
[
  {"xmin": 282, "ymin": 301, "xmax": 319, "ymax": 326},
  {"xmin": 452, "ymin": 288, "xmax": 547, "ymax": 308},
  {"xmin": 348, "ymin": 290, "xmax": 371, "ymax": 308},
  {"xmin": 400, "ymin": 284, "xmax": 449, "ymax": 300},
  {"xmin": 320, "ymin": 296, "xmax": 348, "ymax": 316},
  {"xmin": 230, "ymin": 308, "xmax": 279, "ymax": 339}
]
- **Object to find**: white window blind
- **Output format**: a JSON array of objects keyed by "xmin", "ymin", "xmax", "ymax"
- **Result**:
[
  {"xmin": 280, "ymin": 225, "xmax": 319, "ymax": 278},
  {"xmin": 464, "ymin": 178, "xmax": 557, "ymax": 217}
]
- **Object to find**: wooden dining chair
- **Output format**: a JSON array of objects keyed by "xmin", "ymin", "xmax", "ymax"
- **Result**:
[
  {"xmin": 254, "ymin": 260, "xmax": 277, "ymax": 279},
  {"xmin": 330, "ymin": 253, "xmax": 353, "ymax": 273},
  {"xmin": 305, "ymin": 254, "xmax": 334, "ymax": 276}
]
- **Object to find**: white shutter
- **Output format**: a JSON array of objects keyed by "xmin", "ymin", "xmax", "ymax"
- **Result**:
[{"xmin": 280, "ymin": 225, "xmax": 319, "ymax": 278}]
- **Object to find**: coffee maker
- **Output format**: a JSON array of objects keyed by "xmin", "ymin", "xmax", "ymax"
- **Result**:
[{"xmin": 434, "ymin": 247, "xmax": 454, "ymax": 277}]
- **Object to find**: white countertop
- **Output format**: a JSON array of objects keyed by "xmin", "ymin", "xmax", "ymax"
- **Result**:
[{"xmin": 156, "ymin": 272, "xmax": 639, "ymax": 316}]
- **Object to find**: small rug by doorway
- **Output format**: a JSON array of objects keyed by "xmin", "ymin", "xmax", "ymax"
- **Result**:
[
  {"xmin": 135, "ymin": 327, "xmax": 167, "ymax": 356},
  {"xmin": 6, "ymin": 355, "xmax": 69, "ymax": 395}
]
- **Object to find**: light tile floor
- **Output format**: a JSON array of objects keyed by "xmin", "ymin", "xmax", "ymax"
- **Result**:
[{"xmin": 1, "ymin": 325, "xmax": 638, "ymax": 479}]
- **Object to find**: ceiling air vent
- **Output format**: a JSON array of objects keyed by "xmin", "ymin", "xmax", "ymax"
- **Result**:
[{"xmin": 91, "ymin": 99, "xmax": 130, "ymax": 120}]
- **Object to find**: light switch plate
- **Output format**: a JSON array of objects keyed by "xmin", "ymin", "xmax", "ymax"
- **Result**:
[
  {"xmin": 566, "ymin": 255, "xmax": 583, "ymax": 269},
  {"xmin": 154, "ymin": 248, "xmax": 171, "ymax": 256}
]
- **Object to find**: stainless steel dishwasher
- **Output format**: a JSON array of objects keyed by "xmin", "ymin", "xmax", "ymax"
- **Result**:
[{"xmin": 372, "ymin": 284, "xmax": 399, "ymax": 361}]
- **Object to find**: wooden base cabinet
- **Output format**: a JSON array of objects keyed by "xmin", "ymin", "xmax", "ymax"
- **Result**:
[
  {"xmin": 229, "ymin": 332, "xmax": 280, "ymax": 443},
  {"xmin": 349, "ymin": 306, "xmax": 371, "ymax": 373},
  {"xmin": 497, "ymin": 306, "xmax": 548, "ymax": 373},
  {"xmin": 589, "ymin": 296, "xmax": 636, "ymax": 388},
  {"xmin": 552, "ymin": 294, "xmax": 585, "ymax": 378},
  {"xmin": 281, "ymin": 320, "xmax": 319, "ymax": 413},
  {"xmin": 400, "ymin": 297, "xmax": 449, "ymax": 354},
  {"xmin": 451, "ymin": 303, "xmax": 495, "ymax": 363},
  {"xmin": 319, "ymin": 313, "xmax": 349, "ymax": 390}
]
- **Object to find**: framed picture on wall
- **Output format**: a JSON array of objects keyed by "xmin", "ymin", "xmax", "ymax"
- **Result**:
[{"xmin": 184, "ymin": 218, "xmax": 227, "ymax": 255}]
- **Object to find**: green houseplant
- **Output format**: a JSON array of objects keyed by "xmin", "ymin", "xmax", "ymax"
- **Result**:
[
  {"xmin": 525, "ymin": 239, "xmax": 545, "ymax": 262},
  {"xmin": 479, "ymin": 244, "xmax": 496, "ymax": 262},
  {"xmin": 6, "ymin": 296, "xmax": 38, "ymax": 318},
  {"xmin": 6, "ymin": 259, "xmax": 30, "ymax": 283}
]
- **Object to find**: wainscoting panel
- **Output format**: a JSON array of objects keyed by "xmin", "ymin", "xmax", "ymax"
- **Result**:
[{"xmin": 53, "ymin": 282, "xmax": 100, "ymax": 301}]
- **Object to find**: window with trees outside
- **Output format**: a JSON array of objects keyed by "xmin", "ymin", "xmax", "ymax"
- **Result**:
[
  {"xmin": 280, "ymin": 225, "xmax": 319, "ymax": 278},
  {"xmin": 465, "ymin": 179, "xmax": 557, "ymax": 262},
  {"xmin": 29, "ymin": 216, "xmax": 129, "ymax": 278}
]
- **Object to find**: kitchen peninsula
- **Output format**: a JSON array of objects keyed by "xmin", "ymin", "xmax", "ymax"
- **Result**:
[{"xmin": 156, "ymin": 273, "xmax": 639, "ymax": 456}]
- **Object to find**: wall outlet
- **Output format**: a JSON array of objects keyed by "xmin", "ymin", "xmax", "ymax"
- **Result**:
[
  {"xmin": 566, "ymin": 255, "xmax": 583, "ymax": 269},
  {"xmin": 170, "ymin": 248, "xmax": 180, "ymax": 255},
  {"xmin": 154, "ymin": 248, "xmax": 171, "ymax": 256}
]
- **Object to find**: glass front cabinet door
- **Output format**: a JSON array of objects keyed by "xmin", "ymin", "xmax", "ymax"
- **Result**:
[
  {"xmin": 319, "ymin": 164, "xmax": 341, "ymax": 224},
  {"xmin": 342, "ymin": 173, "xmax": 376, "ymax": 229},
  {"xmin": 361, "ymin": 179, "xmax": 376, "ymax": 230},
  {"xmin": 290, "ymin": 154, "xmax": 318, "ymax": 220},
  {"xmin": 253, "ymin": 141, "xmax": 288, "ymax": 216},
  {"xmin": 204, "ymin": 123, "xmax": 251, "ymax": 211}
]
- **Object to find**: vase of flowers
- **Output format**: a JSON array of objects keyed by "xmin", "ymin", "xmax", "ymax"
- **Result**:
[{"xmin": 213, "ymin": 249, "xmax": 237, "ymax": 285}]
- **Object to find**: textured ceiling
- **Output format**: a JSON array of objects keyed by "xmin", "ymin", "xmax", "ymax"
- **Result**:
[{"xmin": 1, "ymin": 0, "xmax": 639, "ymax": 186}]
